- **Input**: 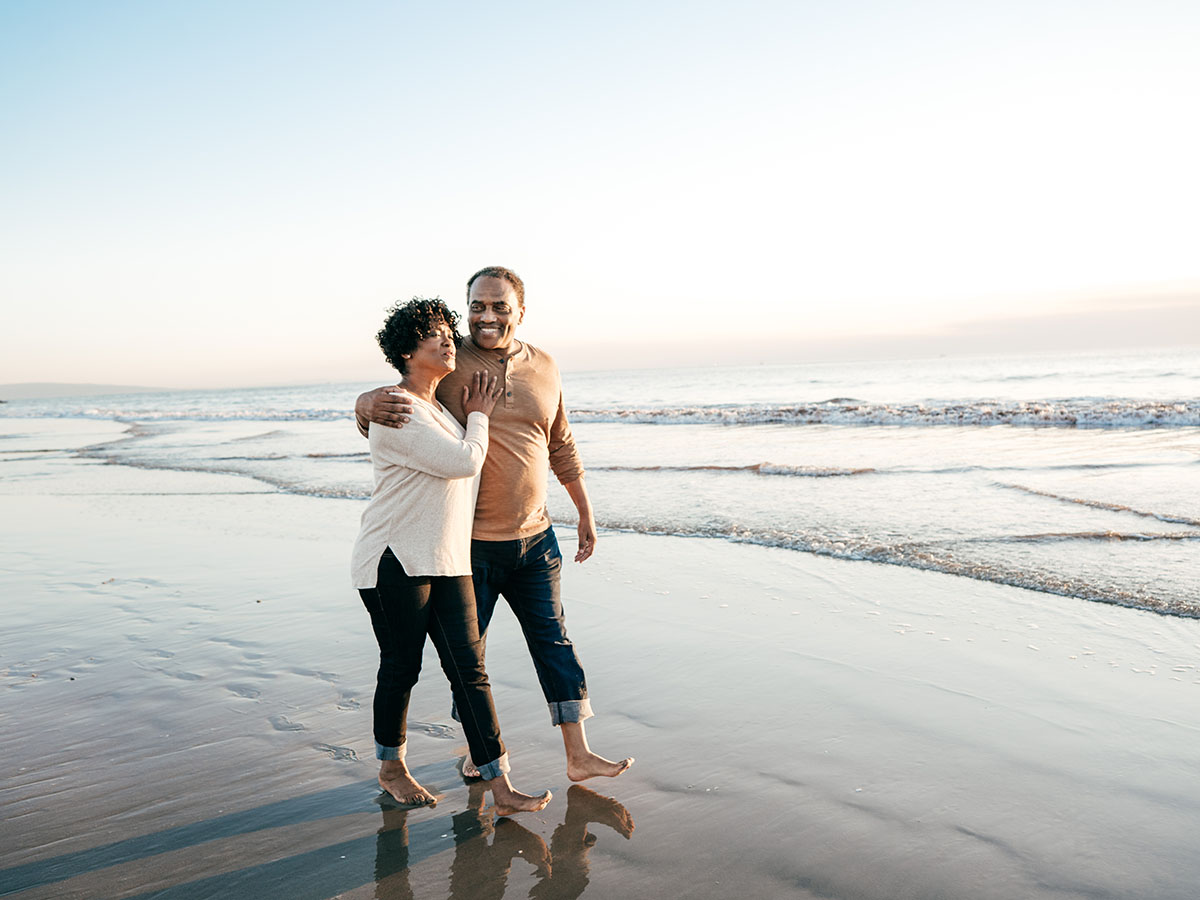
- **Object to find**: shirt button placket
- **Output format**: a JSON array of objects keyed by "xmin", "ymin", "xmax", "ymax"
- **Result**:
[{"xmin": 504, "ymin": 357, "xmax": 514, "ymax": 408}]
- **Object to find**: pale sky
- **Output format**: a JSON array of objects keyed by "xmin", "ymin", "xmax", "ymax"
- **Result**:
[{"xmin": 2, "ymin": 0, "xmax": 1198, "ymax": 388}]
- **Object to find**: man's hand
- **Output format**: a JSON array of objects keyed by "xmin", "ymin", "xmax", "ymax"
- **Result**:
[
  {"xmin": 563, "ymin": 476, "xmax": 597, "ymax": 562},
  {"xmin": 575, "ymin": 517, "xmax": 597, "ymax": 563},
  {"xmin": 355, "ymin": 385, "xmax": 414, "ymax": 434}
]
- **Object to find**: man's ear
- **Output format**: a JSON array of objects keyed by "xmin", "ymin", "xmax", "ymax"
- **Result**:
[{"xmin": 517, "ymin": 304, "xmax": 526, "ymax": 325}]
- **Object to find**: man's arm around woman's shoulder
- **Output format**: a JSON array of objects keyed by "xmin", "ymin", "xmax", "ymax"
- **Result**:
[{"xmin": 356, "ymin": 386, "xmax": 414, "ymax": 437}]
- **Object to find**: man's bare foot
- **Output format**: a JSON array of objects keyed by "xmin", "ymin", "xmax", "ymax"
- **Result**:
[
  {"xmin": 566, "ymin": 752, "xmax": 635, "ymax": 782},
  {"xmin": 379, "ymin": 759, "xmax": 437, "ymax": 806},
  {"xmin": 489, "ymin": 774, "xmax": 552, "ymax": 817},
  {"xmin": 559, "ymin": 721, "xmax": 634, "ymax": 782}
]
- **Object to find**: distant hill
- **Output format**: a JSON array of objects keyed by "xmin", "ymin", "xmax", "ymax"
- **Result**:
[{"xmin": 0, "ymin": 383, "xmax": 165, "ymax": 400}]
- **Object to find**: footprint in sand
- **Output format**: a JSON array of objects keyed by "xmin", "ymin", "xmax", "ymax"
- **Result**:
[
  {"xmin": 268, "ymin": 714, "xmax": 305, "ymax": 731},
  {"xmin": 209, "ymin": 636, "xmax": 258, "ymax": 649},
  {"xmin": 314, "ymin": 743, "xmax": 358, "ymax": 760},
  {"xmin": 412, "ymin": 721, "xmax": 456, "ymax": 739},
  {"xmin": 336, "ymin": 693, "xmax": 361, "ymax": 710},
  {"xmin": 227, "ymin": 684, "xmax": 262, "ymax": 699},
  {"xmin": 114, "ymin": 604, "xmax": 155, "ymax": 623}
]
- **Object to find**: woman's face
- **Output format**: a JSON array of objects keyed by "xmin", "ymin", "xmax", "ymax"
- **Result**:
[{"xmin": 408, "ymin": 319, "xmax": 457, "ymax": 375}]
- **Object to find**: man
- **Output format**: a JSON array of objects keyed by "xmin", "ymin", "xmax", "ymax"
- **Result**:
[{"xmin": 356, "ymin": 266, "xmax": 633, "ymax": 782}]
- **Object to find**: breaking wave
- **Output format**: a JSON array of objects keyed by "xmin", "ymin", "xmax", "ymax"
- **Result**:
[
  {"xmin": 0, "ymin": 407, "xmax": 352, "ymax": 422},
  {"xmin": 570, "ymin": 398, "xmax": 1200, "ymax": 428},
  {"xmin": 6, "ymin": 398, "xmax": 1199, "ymax": 429},
  {"xmin": 997, "ymin": 483, "xmax": 1200, "ymax": 527},
  {"xmin": 588, "ymin": 463, "xmax": 875, "ymax": 477},
  {"xmin": 77, "ymin": 450, "xmax": 371, "ymax": 501}
]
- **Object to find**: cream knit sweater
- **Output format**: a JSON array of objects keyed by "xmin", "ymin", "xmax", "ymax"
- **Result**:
[{"xmin": 351, "ymin": 398, "xmax": 489, "ymax": 586}]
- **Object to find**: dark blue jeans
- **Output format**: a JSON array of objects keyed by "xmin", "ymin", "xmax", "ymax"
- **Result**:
[{"xmin": 469, "ymin": 527, "xmax": 592, "ymax": 725}]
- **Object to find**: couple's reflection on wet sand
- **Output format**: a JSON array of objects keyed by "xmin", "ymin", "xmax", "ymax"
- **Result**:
[{"xmin": 373, "ymin": 780, "xmax": 634, "ymax": 899}]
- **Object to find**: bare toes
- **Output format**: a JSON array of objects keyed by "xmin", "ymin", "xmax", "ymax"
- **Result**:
[
  {"xmin": 396, "ymin": 790, "xmax": 436, "ymax": 807},
  {"xmin": 568, "ymin": 754, "xmax": 635, "ymax": 782},
  {"xmin": 494, "ymin": 790, "xmax": 552, "ymax": 817}
]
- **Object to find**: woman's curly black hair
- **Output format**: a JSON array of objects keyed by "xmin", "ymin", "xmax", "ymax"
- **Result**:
[{"xmin": 376, "ymin": 297, "xmax": 462, "ymax": 374}]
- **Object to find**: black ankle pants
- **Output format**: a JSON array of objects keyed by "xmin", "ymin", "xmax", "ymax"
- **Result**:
[{"xmin": 358, "ymin": 548, "xmax": 507, "ymax": 779}]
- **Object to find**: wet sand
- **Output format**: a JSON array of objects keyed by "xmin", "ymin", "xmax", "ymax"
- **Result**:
[{"xmin": 3, "ymin": 420, "xmax": 1200, "ymax": 899}]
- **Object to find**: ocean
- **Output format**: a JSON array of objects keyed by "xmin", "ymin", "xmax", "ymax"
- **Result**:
[{"xmin": 3, "ymin": 347, "xmax": 1198, "ymax": 617}]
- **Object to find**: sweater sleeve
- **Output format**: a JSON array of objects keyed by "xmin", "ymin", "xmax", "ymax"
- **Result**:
[
  {"xmin": 547, "ymin": 386, "xmax": 585, "ymax": 485},
  {"xmin": 370, "ymin": 408, "xmax": 489, "ymax": 479}
]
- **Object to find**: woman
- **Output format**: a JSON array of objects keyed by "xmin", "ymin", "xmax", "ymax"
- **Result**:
[{"xmin": 352, "ymin": 297, "xmax": 550, "ymax": 814}]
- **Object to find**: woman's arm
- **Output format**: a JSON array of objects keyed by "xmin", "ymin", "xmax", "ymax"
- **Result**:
[
  {"xmin": 370, "ymin": 373, "xmax": 500, "ymax": 477},
  {"xmin": 371, "ymin": 403, "xmax": 489, "ymax": 479}
]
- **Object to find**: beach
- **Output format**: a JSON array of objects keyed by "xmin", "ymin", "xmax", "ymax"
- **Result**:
[
  {"xmin": 7, "ymin": 0, "xmax": 1200, "ymax": 892},
  {"xmin": 3, "ymin": 413, "xmax": 1200, "ymax": 899}
]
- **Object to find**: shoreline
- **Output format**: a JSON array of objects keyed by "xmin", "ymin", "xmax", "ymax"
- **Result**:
[{"xmin": 3, "ymin": 421, "xmax": 1200, "ymax": 899}]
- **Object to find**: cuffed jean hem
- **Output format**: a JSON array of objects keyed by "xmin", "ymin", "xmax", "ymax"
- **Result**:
[
  {"xmin": 473, "ymin": 751, "xmax": 511, "ymax": 781},
  {"xmin": 376, "ymin": 740, "xmax": 406, "ymax": 761},
  {"xmin": 548, "ymin": 698, "xmax": 593, "ymax": 726}
]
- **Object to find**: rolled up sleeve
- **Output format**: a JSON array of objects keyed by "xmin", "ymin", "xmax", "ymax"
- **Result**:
[{"xmin": 547, "ymin": 390, "xmax": 584, "ymax": 484}]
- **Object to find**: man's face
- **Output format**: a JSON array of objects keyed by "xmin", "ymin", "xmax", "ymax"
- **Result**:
[{"xmin": 467, "ymin": 276, "xmax": 524, "ymax": 351}]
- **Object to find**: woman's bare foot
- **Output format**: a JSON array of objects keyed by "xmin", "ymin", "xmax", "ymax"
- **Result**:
[
  {"xmin": 560, "ymin": 721, "xmax": 634, "ymax": 782},
  {"xmin": 460, "ymin": 755, "xmax": 481, "ymax": 780},
  {"xmin": 379, "ymin": 759, "xmax": 437, "ymax": 806},
  {"xmin": 566, "ymin": 752, "xmax": 635, "ymax": 782},
  {"xmin": 488, "ymin": 774, "xmax": 552, "ymax": 817}
]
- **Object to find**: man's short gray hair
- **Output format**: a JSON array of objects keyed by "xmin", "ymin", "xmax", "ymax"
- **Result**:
[{"xmin": 467, "ymin": 266, "xmax": 525, "ymax": 306}]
